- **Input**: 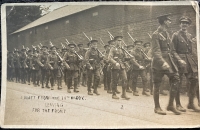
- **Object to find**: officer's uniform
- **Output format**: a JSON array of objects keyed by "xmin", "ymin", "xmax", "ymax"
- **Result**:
[
  {"xmin": 171, "ymin": 16, "xmax": 200, "ymax": 112},
  {"xmin": 85, "ymin": 40, "xmax": 103, "ymax": 95},
  {"xmin": 152, "ymin": 14, "xmax": 181, "ymax": 115},
  {"xmin": 63, "ymin": 43, "xmax": 82, "ymax": 93}
]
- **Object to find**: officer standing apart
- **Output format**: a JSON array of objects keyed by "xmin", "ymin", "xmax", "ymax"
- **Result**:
[
  {"xmin": 152, "ymin": 14, "xmax": 182, "ymax": 115},
  {"xmin": 171, "ymin": 16, "xmax": 200, "ymax": 112},
  {"xmin": 85, "ymin": 40, "xmax": 104, "ymax": 95}
]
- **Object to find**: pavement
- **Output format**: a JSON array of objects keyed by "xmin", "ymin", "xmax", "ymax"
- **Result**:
[{"xmin": 1, "ymin": 81, "xmax": 200, "ymax": 128}]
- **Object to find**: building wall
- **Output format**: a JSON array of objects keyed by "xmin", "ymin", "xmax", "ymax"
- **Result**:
[{"xmin": 8, "ymin": 5, "xmax": 196, "ymax": 51}]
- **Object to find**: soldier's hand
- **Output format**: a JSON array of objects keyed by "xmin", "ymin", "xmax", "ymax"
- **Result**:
[
  {"xmin": 50, "ymin": 67, "xmax": 53, "ymax": 70},
  {"xmin": 41, "ymin": 64, "xmax": 44, "ymax": 67},
  {"xmin": 90, "ymin": 67, "xmax": 93, "ymax": 70},
  {"xmin": 162, "ymin": 62, "xmax": 170, "ymax": 70},
  {"xmin": 139, "ymin": 65, "xmax": 145, "ymax": 70},
  {"xmin": 116, "ymin": 63, "xmax": 120, "ymax": 67}
]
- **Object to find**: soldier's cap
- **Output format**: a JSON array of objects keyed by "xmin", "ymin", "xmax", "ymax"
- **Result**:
[
  {"xmin": 104, "ymin": 44, "xmax": 110, "ymax": 48},
  {"xmin": 50, "ymin": 45, "xmax": 56, "ymax": 50},
  {"xmin": 179, "ymin": 16, "xmax": 192, "ymax": 24},
  {"xmin": 134, "ymin": 40, "xmax": 143, "ymax": 45},
  {"xmin": 68, "ymin": 43, "xmax": 76, "ymax": 48},
  {"xmin": 77, "ymin": 43, "xmax": 83, "ymax": 47},
  {"xmin": 87, "ymin": 40, "xmax": 98, "ymax": 47},
  {"xmin": 143, "ymin": 42, "xmax": 151, "ymax": 47},
  {"xmin": 108, "ymin": 40, "xmax": 115, "ymax": 44},
  {"xmin": 114, "ymin": 36, "xmax": 123, "ymax": 41},
  {"xmin": 127, "ymin": 44, "xmax": 134, "ymax": 48},
  {"xmin": 28, "ymin": 49, "xmax": 32, "ymax": 52},
  {"xmin": 157, "ymin": 13, "xmax": 172, "ymax": 21},
  {"xmin": 21, "ymin": 48, "xmax": 26, "ymax": 51},
  {"xmin": 62, "ymin": 48, "xmax": 68, "ymax": 51},
  {"xmin": 42, "ymin": 45, "xmax": 48, "ymax": 49}
]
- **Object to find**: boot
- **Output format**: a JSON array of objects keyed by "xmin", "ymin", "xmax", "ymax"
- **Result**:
[
  {"xmin": 107, "ymin": 90, "xmax": 112, "ymax": 94},
  {"xmin": 88, "ymin": 91, "xmax": 93, "ymax": 95},
  {"xmin": 167, "ymin": 89, "xmax": 181, "ymax": 115},
  {"xmin": 51, "ymin": 86, "xmax": 54, "ymax": 90},
  {"xmin": 154, "ymin": 84, "xmax": 166, "ymax": 115},
  {"xmin": 142, "ymin": 91, "xmax": 150, "ymax": 96},
  {"xmin": 160, "ymin": 90, "xmax": 167, "ymax": 96},
  {"xmin": 112, "ymin": 94, "xmax": 119, "ymax": 99},
  {"xmin": 121, "ymin": 87, "xmax": 130, "ymax": 100},
  {"xmin": 116, "ymin": 88, "xmax": 120, "ymax": 94},
  {"xmin": 74, "ymin": 78, "xmax": 79, "ymax": 93},
  {"xmin": 175, "ymin": 90, "xmax": 186, "ymax": 112},
  {"xmin": 126, "ymin": 88, "xmax": 132, "ymax": 93},
  {"xmin": 74, "ymin": 89, "xmax": 79, "ymax": 93},
  {"xmin": 133, "ymin": 91, "xmax": 139, "ymax": 96},
  {"xmin": 67, "ymin": 89, "xmax": 71, "ymax": 93}
]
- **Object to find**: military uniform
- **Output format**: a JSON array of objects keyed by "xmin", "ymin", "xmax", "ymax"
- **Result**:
[
  {"xmin": 7, "ymin": 52, "xmax": 15, "ymax": 81},
  {"xmin": 31, "ymin": 49, "xmax": 43, "ymax": 87},
  {"xmin": 39, "ymin": 45, "xmax": 50, "ymax": 88},
  {"xmin": 130, "ymin": 41, "xmax": 150, "ymax": 96},
  {"xmin": 85, "ymin": 40, "xmax": 103, "ymax": 95},
  {"xmin": 102, "ymin": 44, "xmax": 112, "ymax": 94},
  {"xmin": 26, "ymin": 50, "xmax": 33, "ymax": 85},
  {"xmin": 171, "ymin": 16, "xmax": 200, "ymax": 112},
  {"xmin": 152, "ymin": 14, "xmax": 181, "ymax": 115},
  {"xmin": 19, "ymin": 48, "xmax": 28, "ymax": 84},
  {"xmin": 108, "ymin": 36, "xmax": 140, "ymax": 100},
  {"xmin": 63, "ymin": 43, "xmax": 82, "ymax": 93},
  {"xmin": 13, "ymin": 49, "xmax": 21, "ymax": 83},
  {"xmin": 77, "ymin": 44, "xmax": 87, "ymax": 87}
]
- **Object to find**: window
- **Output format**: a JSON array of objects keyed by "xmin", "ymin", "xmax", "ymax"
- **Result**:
[
  {"xmin": 30, "ymin": 31, "xmax": 32, "ymax": 34},
  {"xmin": 92, "ymin": 12, "xmax": 98, "ymax": 16},
  {"xmin": 65, "ymin": 20, "xmax": 69, "ymax": 24},
  {"xmin": 18, "ymin": 35, "xmax": 20, "ymax": 37},
  {"xmin": 45, "ymin": 26, "xmax": 48, "ymax": 30}
]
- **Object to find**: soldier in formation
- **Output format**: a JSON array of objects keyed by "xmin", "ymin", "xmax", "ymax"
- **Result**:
[{"xmin": 7, "ymin": 14, "xmax": 200, "ymax": 114}]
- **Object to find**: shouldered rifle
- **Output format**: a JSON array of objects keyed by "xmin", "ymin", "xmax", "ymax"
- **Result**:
[{"xmin": 55, "ymin": 50, "xmax": 70, "ymax": 69}]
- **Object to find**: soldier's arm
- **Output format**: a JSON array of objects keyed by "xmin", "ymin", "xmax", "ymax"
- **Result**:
[
  {"xmin": 47, "ymin": 55, "xmax": 53, "ymax": 69},
  {"xmin": 152, "ymin": 33, "xmax": 166, "ymax": 66},
  {"xmin": 171, "ymin": 33, "xmax": 182, "ymax": 61},
  {"xmin": 36, "ymin": 55, "xmax": 44, "ymax": 67},
  {"xmin": 85, "ymin": 50, "xmax": 92, "ymax": 69},
  {"xmin": 129, "ymin": 51, "xmax": 141, "ymax": 68}
]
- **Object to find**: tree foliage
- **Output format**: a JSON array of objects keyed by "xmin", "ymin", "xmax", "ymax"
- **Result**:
[{"xmin": 6, "ymin": 6, "xmax": 42, "ymax": 34}]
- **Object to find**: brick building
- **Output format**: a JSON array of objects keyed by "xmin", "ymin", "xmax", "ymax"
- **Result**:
[{"xmin": 8, "ymin": 5, "xmax": 196, "ymax": 52}]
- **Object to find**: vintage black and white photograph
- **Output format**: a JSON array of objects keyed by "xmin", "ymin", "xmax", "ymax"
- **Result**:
[{"xmin": 1, "ymin": 1, "xmax": 200, "ymax": 128}]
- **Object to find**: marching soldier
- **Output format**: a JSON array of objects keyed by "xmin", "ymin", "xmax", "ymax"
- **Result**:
[
  {"xmin": 108, "ymin": 36, "xmax": 142, "ymax": 100},
  {"xmin": 129, "ymin": 40, "xmax": 150, "ymax": 96},
  {"xmin": 102, "ymin": 44, "xmax": 112, "ymax": 94},
  {"xmin": 26, "ymin": 48, "xmax": 33, "ymax": 85},
  {"xmin": 7, "ymin": 51, "xmax": 15, "ymax": 82},
  {"xmin": 152, "ymin": 14, "xmax": 182, "ymax": 115},
  {"xmin": 171, "ymin": 16, "xmax": 200, "ymax": 112},
  {"xmin": 85, "ymin": 40, "xmax": 104, "ymax": 95},
  {"xmin": 77, "ymin": 43, "xmax": 87, "ymax": 87},
  {"xmin": 13, "ymin": 49, "xmax": 21, "ymax": 83},
  {"xmin": 20, "ymin": 46, "xmax": 28, "ymax": 84},
  {"xmin": 31, "ymin": 47, "xmax": 44, "ymax": 87},
  {"xmin": 63, "ymin": 43, "xmax": 83, "ymax": 93},
  {"xmin": 39, "ymin": 44, "xmax": 50, "ymax": 88},
  {"xmin": 61, "ymin": 44, "xmax": 68, "ymax": 86}
]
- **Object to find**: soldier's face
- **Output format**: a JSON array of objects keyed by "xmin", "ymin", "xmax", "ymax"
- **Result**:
[
  {"xmin": 180, "ymin": 22, "xmax": 189, "ymax": 30},
  {"xmin": 52, "ymin": 48, "xmax": 56, "ymax": 53},
  {"xmin": 164, "ymin": 20, "xmax": 171, "ymax": 28},
  {"xmin": 79, "ymin": 46, "xmax": 83, "ymax": 50},
  {"xmin": 43, "ymin": 48, "xmax": 47, "ymax": 52},
  {"xmin": 91, "ymin": 43, "xmax": 97, "ymax": 49},
  {"xmin": 70, "ymin": 46, "xmax": 75, "ymax": 52},
  {"xmin": 135, "ymin": 43, "xmax": 142, "ymax": 49},
  {"xmin": 116, "ymin": 39, "xmax": 122, "ymax": 46}
]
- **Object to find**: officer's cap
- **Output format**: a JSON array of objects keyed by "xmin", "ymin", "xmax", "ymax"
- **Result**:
[
  {"xmin": 114, "ymin": 36, "xmax": 123, "ymax": 41},
  {"xmin": 42, "ymin": 45, "xmax": 48, "ymax": 49},
  {"xmin": 157, "ymin": 13, "xmax": 172, "ymax": 21},
  {"xmin": 28, "ymin": 49, "xmax": 32, "ymax": 53},
  {"xmin": 87, "ymin": 40, "xmax": 98, "ymax": 47},
  {"xmin": 179, "ymin": 16, "xmax": 192, "ymax": 24},
  {"xmin": 50, "ymin": 46, "xmax": 56, "ymax": 50}
]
